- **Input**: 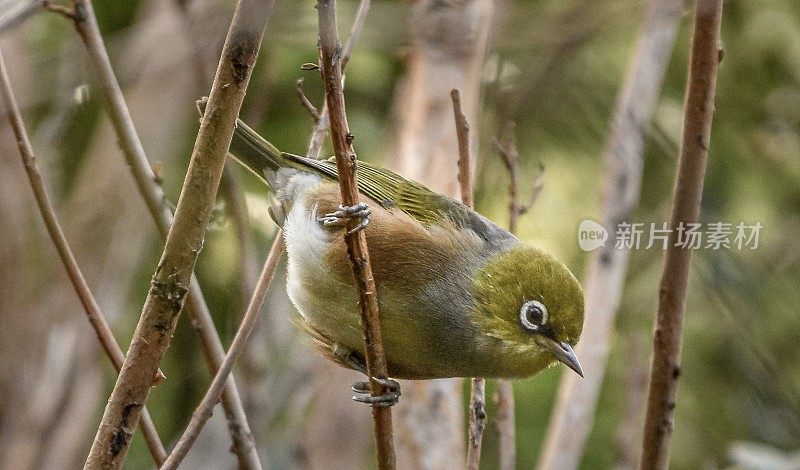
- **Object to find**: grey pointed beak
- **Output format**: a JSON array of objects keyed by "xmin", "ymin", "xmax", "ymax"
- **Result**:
[{"xmin": 541, "ymin": 338, "xmax": 584, "ymax": 377}]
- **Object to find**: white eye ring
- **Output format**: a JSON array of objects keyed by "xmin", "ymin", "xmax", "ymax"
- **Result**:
[{"xmin": 520, "ymin": 300, "xmax": 548, "ymax": 331}]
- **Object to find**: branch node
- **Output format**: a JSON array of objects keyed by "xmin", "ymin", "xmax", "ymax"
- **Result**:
[{"xmin": 42, "ymin": 1, "xmax": 76, "ymax": 20}]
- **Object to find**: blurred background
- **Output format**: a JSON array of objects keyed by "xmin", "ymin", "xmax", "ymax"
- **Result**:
[{"xmin": 0, "ymin": 0, "xmax": 798, "ymax": 469}]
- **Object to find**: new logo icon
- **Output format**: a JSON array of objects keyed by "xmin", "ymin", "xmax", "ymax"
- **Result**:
[{"xmin": 578, "ymin": 220, "xmax": 608, "ymax": 252}]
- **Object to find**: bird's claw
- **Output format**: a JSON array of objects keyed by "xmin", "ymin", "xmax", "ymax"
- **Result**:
[
  {"xmin": 352, "ymin": 377, "xmax": 401, "ymax": 408},
  {"xmin": 318, "ymin": 203, "xmax": 371, "ymax": 235}
]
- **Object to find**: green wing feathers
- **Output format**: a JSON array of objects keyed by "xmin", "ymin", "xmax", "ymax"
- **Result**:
[{"xmin": 228, "ymin": 118, "xmax": 503, "ymax": 241}]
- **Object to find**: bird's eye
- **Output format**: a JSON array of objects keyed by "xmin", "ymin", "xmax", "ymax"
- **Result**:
[{"xmin": 519, "ymin": 300, "xmax": 548, "ymax": 332}]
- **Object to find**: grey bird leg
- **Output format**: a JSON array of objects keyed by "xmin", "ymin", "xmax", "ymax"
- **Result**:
[
  {"xmin": 317, "ymin": 202, "xmax": 371, "ymax": 235},
  {"xmin": 332, "ymin": 343, "xmax": 400, "ymax": 407},
  {"xmin": 351, "ymin": 378, "xmax": 401, "ymax": 408}
]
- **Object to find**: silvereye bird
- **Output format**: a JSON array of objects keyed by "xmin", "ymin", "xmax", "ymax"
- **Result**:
[{"xmin": 228, "ymin": 119, "xmax": 585, "ymax": 405}]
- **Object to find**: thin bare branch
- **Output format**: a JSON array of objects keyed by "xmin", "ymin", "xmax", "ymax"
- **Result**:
[
  {"xmin": 317, "ymin": 1, "xmax": 395, "ymax": 469},
  {"xmin": 339, "ymin": 0, "xmax": 371, "ymax": 71},
  {"xmin": 466, "ymin": 378, "xmax": 486, "ymax": 470},
  {"xmin": 0, "ymin": 0, "xmax": 45, "ymax": 33},
  {"xmin": 538, "ymin": 1, "xmax": 685, "ymax": 467},
  {"xmin": 42, "ymin": 0, "xmax": 74, "ymax": 19},
  {"xmin": 162, "ymin": 233, "xmax": 285, "ymax": 470},
  {"xmin": 295, "ymin": 77, "xmax": 321, "ymax": 122},
  {"xmin": 83, "ymin": 0, "xmax": 271, "ymax": 467},
  {"xmin": 640, "ymin": 1, "xmax": 723, "ymax": 467},
  {"xmin": 493, "ymin": 121, "xmax": 545, "ymax": 234},
  {"xmin": 304, "ymin": 0, "xmax": 369, "ymax": 160},
  {"xmin": 306, "ymin": 105, "xmax": 329, "ymax": 159},
  {"xmin": 494, "ymin": 380, "xmax": 516, "ymax": 470},
  {"xmin": 451, "ymin": 89, "xmax": 473, "ymax": 209},
  {"xmin": 220, "ymin": 166, "xmax": 260, "ymax": 323},
  {"xmin": 54, "ymin": 1, "xmax": 265, "ymax": 466},
  {"xmin": 452, "ymin": 87, "xmax": 484, "ymax": 470},
  {"xmin": 490, "ymin": 120, "xmax": 531, "ymax": 470},
  {"xmin": 304, "ymin": 0, "xmax": 369, "ymax": 159},
  {"xmin": 520, "ymin": 164, "xmax": 545, "ymax": 216},
  {"xmin": 0, "ymin": 49, "xmax": 168, "ymax": 468},
  {"xmin": 391, "ymin": 2, "xmax": 494, "ymax": 465}
]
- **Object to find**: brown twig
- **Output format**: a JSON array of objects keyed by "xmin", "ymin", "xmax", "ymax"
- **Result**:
[
  {"xmin": 490, "ymin": 123, "xmax": 548, "ymax": 470},
  {"xmin": 451, "ymin": 88, "xmax": 485, "ymax": 470},
  {"xmin": 493, "ymin": 121, "xmax": 544, "ymax": 234},
  {"xmin": 451, "ymin": 89, "xmax": 473, "ymax": 209},
  {"xmin": 640, "ymin": 1, "xmax": 723, "ymax": 467},
  {"xmin": 317, "ymin": 1, "xmax": 395, "ymax": 469},
  {"xmin": 466, "ymin": 378, "xmax": 486, "ymax": 470},
  {"xmin": 490, "ymin": 120, "xmax": 533, "ymax": 470},
  {"xmin": 161, "ymin": 233, "xmax": 285, "ymax": 470},
  {"xmin": 42, "ymin": 0, "xmax": 75, "ymax": 19},
  {"xmin": 0, "ymin": 49, "xmax": 168, "ymax": 468},
  {"xmin": 339, "ymin": 0, "xmax": 371, "ymax": 71},
  {"xmin": 494, "ymin": 380, "xmax": 516, "ymax": 470},
  {"xmin": 306, "ymin": 104, "xmax": 330, "ymax": 160},
  {"xmin": 537, "ymin": 1, "xmax": 685, "ymax": 467},
  {"xmin": 295, "ymin": 77, "xmax": 321, "ymax": 122},
  {"xmin": 391, "ymin": 3, "xmax": 494, "ymax": 464},
  {"xmin": 174, "ymin": 1, "xmax": 271, "ymax": 448},
  {"xmin": 83, "ymin": 0, "xmax": 271, "ymax": 467},
  {"xmin": 52, "ymin": 1, "xmax": 264, "ymax": 466},
  {"xmin": 220, "ymin": 166, "xmax": 260, "ymax": 327},
  {"xmin": 304, "ymin": 0, "xmax": 369, "ymax": 160}
]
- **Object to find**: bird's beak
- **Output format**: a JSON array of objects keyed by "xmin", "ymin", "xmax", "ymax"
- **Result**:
[{"xmin": 539, "ymin": 338, "xmax": 584, "ymax": 377}]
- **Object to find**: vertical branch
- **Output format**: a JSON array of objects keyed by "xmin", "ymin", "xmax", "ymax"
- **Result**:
[
  {"xmin": 451, "ymin": 89, "xmax": 473, "ymax": 208},
  {"xmin": 492, "ymin": 121, "xmax": 544, "ymax": 469},
  {"xmin": 498, "ymin": 122, "xmax": 521, "ymax": 233},
  {"xmin": 83, "ymin": 0, "xmax": 271, "ymax": 467},
  {"xmin": 491, "ymin": 120, "xmax": 534, "ymax": 470},
  {"xmin": 316, "ymin": 1, "xmax": 395, "ymax": 469},
  {"xmin": 452, "ymin": 89, "xmax": 484, "ymax": 470},
  {"xmin": 51, "ymin": 1, "xmax": 266, "ymax": 466},
  {"xmin": 391, "ymin": 3, "xmax": 494, "ymax": 465},
  {"xmin": 0, "ymin": 50, "xmax": 168, "ymax": 467},
  {"xmin": 640, "ymin": 1, "xmax": 723, "ymax": 468},
  {"xmin": 161, "ymin": 234, "xmax": 285, "ymax": 470},
  {"xmin": 305, "ymin": 0, "xmax": 370, "ymax": 160},
  {"xmin": 494, "ymin": 380, "xmax": 516, "ymax": 470},
  {"xmin": 538, "ymin": 1, "xmax": 685, "ymax": 467}
]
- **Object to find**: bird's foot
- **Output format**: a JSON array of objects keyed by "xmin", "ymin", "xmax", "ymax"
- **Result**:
[
  {"xmin": 352, "ymin": 377, "xmax": 401, "ymax": 407},
  {"xmin": 317, "ymin": 203, "xmax": 371, "ymax": 235}
]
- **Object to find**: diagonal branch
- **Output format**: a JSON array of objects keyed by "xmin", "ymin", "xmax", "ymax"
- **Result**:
[
  {"xmin": 0, "ymin": 49, "xmax": 168, "ymax": 468},
  {"xmin": 0, "ymin": 0, "xmax": 43, "ymax": 34},
  {"xmin": 49, "ymin": 1, "xmax": 266, "ymax": 466},
  {"xmin": 316, "ymin": 1, "xmax": 395, "ymax": 469},
  {"xmin": 640, "ymin": 1, "xmax": 723, "ymax": 467},
  {"xmin": 83, "ymin": 0, "xmax": 271, "ymax": 467},
  {"xmin": 161, "ymin": 233, "xmax": 285, "ymax": 470}
]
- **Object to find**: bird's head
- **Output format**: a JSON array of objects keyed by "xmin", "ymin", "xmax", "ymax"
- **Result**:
[{"xmin": 472, "ymin": 245, "xmax": 585, "ymax": 378}]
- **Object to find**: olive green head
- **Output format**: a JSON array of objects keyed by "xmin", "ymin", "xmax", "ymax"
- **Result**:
[{"xmin": 472, "ymin": 245, "xmax": 585, "ymax": 378}]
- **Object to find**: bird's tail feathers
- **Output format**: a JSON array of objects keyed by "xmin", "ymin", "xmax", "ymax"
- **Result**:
[{"xmin": 229, "ymin": 118, "xmax": 297, "ymax": 182}]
